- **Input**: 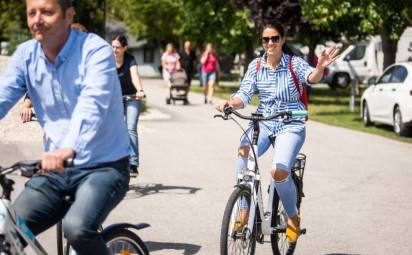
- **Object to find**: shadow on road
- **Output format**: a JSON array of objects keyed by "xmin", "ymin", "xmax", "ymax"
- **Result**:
[
  {"xmin": 145, "ymin": 241, "xmax": 201, "ymax": 255},
  {"xmin": 125, "ymin": 183, "xmax": 201, "ymax": 199}
]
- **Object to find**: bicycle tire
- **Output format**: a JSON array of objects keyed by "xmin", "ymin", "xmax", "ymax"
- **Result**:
[
  {"xmin": 220, "ymin": 186, "xmax": 257, "ymax": 255},
  {"xmin": 103, "ymin": 228, "xmax": 149, "ymax": 255},
  {"xmin": 270, "ymin": 176, "xmax": 302, "ymax": 255}
]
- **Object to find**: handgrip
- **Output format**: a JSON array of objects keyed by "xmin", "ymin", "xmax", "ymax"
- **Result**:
[{"xmin": 291, "ymin": 110, "xmax": 308, "ymax": 117}]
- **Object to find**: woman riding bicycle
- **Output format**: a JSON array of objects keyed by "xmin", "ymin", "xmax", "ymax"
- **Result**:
[
  {"xmin": 217, "ymin": 20, "xmax": 339, "ymax": 244},
  {"xmin": 112, "ymin": 35, "xmax": 146, "ymax": 176}
]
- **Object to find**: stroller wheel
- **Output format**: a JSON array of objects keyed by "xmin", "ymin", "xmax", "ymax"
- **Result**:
[{"xmin": 166, "ymin": 98, "xmax": 171, "ymax": 105}]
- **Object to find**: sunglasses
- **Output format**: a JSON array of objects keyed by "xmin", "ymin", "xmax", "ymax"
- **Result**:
[{"xmin": 261, "ymin": 35, "xmax": 281, "ymax": 44}]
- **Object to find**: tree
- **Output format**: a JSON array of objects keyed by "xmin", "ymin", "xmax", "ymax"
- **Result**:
[
  {"xmin": 301, "ymin": 0, "xmax": 412, "ymax": 69},
  {"xmin": 0, "ymin": 0, "xmax": 30, "ymax": 54},
  {"xmin": 108, "ymin": 0, "xmax": 183, "ymax": 45}
]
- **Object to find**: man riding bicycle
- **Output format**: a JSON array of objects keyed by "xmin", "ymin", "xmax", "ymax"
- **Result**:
[{"xmin": 0, "ymin": 0, "xmax": 131, "ymax": 254}]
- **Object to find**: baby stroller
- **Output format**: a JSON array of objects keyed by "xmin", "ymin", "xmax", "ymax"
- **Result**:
[{"xmin": 166, "ymin": 69, "xmax": 189, "ymax": 105}]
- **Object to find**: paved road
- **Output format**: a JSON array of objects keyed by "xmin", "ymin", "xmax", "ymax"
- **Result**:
[{"xmin": 1, "ymin": 79, "xmax": 412, "ymax": 255}]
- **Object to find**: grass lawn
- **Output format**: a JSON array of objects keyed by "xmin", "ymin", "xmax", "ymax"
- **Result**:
[{"xmin": 190, "ymin": 79, "xmax": 412, "ymax": 144}]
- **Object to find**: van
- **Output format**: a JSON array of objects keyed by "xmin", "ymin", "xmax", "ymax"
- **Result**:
[{"xmin": 322, "ymin": 36, "xmax": 383, "ymax": 89}]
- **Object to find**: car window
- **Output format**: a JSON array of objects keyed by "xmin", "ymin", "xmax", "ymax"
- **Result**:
[
  {"xmin": 346, "ymin": 45, "xmax": 366, "ymax": 61},
  {"xmin": 377, "ymin": 66, "xmax": 396, "ymax": 84},
  {"xmin": 390, "ymin": 66, "xmax": 408, "ymax": 83}
]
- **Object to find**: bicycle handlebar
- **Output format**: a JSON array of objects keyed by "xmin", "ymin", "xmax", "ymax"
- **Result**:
[
  {"xmin": 214, "ymin": 106, "xmax": 307, "ymax": 121},
  {"xmin": 0, "ymin": 159, "xmax": 74, "ymax": 177}
]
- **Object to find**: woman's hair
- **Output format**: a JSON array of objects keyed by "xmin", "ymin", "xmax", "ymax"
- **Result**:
[
  {"xmin": 261, "ymin": 20, "xmax": 285, "ymax": 38},
  {"xmin": 113, "ymin": 35, "xmax": 128, "ymax": 48},
  {"xmin": 261, "ymin": 20, "xmax": 293, "ymax": 55}
]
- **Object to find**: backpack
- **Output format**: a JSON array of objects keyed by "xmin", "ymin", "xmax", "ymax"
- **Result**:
[{"xmin": 256, "ymin": 56, "xmax": 308, "ymax": 120}]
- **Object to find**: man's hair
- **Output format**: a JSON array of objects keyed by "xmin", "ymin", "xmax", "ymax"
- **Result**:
[{"xmin": 57, "ymin": 0, "xmax": 73, "ymax": 12}]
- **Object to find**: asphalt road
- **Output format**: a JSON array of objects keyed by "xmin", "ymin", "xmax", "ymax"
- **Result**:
[{"xmin": 1, "ymin": 79, "xmax": 412, "ymax": 255}]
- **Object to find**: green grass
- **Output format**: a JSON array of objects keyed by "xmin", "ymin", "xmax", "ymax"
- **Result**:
[{"xmin": 190, "ymin": 80, "xmax": 412, "ymax": 144}]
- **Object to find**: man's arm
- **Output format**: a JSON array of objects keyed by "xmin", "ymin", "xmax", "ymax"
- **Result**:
[{"xmin": 0, "ymin": 47, "xmax": 27, "ymax": 119}]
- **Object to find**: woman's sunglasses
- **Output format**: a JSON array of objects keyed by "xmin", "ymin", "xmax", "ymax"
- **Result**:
[{"xmin": 261, "ymin": 35, "xmax": 281, "ymax": 44}]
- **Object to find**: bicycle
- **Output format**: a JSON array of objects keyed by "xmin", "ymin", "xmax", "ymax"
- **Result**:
[
  {"xmin": 0, "ymin": 160, "xmax": 150, "ymax": 255},
  {"xmin": 216, "ymin": 107, "xmax": 308, "ymax": 255}
]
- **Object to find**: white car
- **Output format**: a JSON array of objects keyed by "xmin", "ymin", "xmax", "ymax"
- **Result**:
[{"xmin": 361, "ymin": 62, "xmax": 412, "ymax": 136}]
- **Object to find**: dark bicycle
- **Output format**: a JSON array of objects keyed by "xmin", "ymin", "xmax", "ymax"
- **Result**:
[{"xmin": 0, "ymin": 160, "xmax": 150, "ymax": 255}]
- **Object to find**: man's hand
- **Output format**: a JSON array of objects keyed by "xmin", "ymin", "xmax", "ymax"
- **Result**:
[
  {"xmin": 20, "ymin": 107, "xmax": 33, "ymax": 123},
  {"xmin": 41, "ymin": 148, "xmax": 75, "ymax": 173}
]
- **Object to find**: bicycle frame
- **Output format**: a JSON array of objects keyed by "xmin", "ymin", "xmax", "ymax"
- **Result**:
[
  {"xmin": 238, "ymin": 117, "xmax": 280, "ymax": 239},
  {"xmin": 0, "ymin": 198, "xmax": 47, "ymax": 255}
]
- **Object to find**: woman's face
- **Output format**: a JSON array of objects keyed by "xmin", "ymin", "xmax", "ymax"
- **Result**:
[
  {"xmin": 111, "ymin": 40, "xmax": 126, "ymax": 58},
  {"xmin": 166, "ymin": 44, "xmax": 174, "ymax": 53},
  {"xmin": 262, "ymin": 27, "xmax": 284, "ymax": 56}
]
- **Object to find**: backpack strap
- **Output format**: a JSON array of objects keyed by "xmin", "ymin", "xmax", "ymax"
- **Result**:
[
  {"xmin": 289, "ymin": 55, "xmax": 309, "ymax": 120},
  {"xmin": 256, "ymin": 57, "xmax": 262, "ymax": 73}
]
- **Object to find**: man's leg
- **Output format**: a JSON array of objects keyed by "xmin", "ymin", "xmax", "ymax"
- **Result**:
[
  {"xmin": 62, "ymin": 163, "xmax": 129, "ymax": 255},
  {"xmin": 12, "ymin": 173, "xmax": 68, "ymax": 236}
]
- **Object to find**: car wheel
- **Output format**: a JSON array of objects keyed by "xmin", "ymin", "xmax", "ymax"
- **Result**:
[
  {"xmin": 362, "ymin": 102, "xmax": 372, "ymax": 126},
  {"xmin": 333, "ymin": 73, "xmax": 350, "ymax": 89},
  {"xmin": 393, "ymin": 107, "xmax": 409, "ymax": 136}
]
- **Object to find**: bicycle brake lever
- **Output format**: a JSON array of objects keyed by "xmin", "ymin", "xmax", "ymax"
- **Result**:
[{"xmin": 213, "ymin": 114, "xmax": 229, "ymax": 120}]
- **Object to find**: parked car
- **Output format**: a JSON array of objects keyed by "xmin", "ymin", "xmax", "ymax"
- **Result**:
[{"xmin": 361, "ymin": 62, "xmax": 412, "ymax": 136}]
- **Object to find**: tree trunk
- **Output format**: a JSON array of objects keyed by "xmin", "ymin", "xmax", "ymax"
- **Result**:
[
  {"xmin": 380, "ymin": 25, "xmax": 398, "ymax": 70},
  {"xmin": 307, "ymin": 34, "xmax": 319, "ymax": 67}
]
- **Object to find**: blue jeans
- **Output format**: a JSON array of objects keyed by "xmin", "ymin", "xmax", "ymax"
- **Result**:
[
  {"xmin": 236, "ymin": 123, "xmax": 305, "ymax": 216},
  {"xmin": 124, "ymin": 99, "xmax": 141, "ymax": 167},
  {"xmin": 12, "ymin": 158, "xmax": 130, "ymax": 255}
]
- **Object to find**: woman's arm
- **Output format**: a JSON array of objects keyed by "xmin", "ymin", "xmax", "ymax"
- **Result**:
[
  {"xmin": 200, "ymin": 52, "xmax": 208, "ymax": 64},
  {"xmin": 130, "ymin": 65, "xmax": 145, "ymax": 99}
]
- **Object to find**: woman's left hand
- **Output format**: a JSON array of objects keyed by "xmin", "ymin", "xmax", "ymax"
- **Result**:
[{"xmin": 316, "ymin": 45, "xmax": 340, "ymax": 69}]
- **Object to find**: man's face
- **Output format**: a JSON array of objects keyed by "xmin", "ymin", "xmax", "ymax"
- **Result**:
[{"xmin": 26, "ymin": 0, "xmax": 73, "ymax": 44}]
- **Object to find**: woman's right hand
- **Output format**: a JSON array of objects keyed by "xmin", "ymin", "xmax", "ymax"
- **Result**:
[
  {"xmin": 20, "ymin": 107, "xmax": 33, "ymax": 123},
  {"xmin": 217, "ymin": 100, "xmax": 231, "ymax": 113}
]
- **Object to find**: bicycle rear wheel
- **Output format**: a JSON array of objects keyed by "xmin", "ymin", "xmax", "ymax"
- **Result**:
[
  {"xmin": 104, "ymin": 228, "xmax": 149, "ymax": 255},
  {"xmin": 220, "ymin": 186, "xmax": 257, "ymax": 255},
  {"xmin": 270, "ymin": 177, "xmax": 302, "ymax": 255}
]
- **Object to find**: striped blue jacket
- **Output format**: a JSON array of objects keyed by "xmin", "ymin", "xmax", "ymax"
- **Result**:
[{"xmin": 234, "ymin": 53, "xmax": 313, "ymax": 135}]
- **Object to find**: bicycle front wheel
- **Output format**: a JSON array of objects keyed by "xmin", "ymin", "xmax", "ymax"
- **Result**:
[
  {"xmin": 104, "ymin": 228, "xmax": 149, "ymax": 255},
  {"xmin": 270, "ymin": 180, "xmax": 302, "ymax": 255},
  {"xmin": 220, "ymin": 186, "xmax": 257, "ymax": 255}
]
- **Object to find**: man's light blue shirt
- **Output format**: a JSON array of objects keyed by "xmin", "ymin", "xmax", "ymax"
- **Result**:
[{"xmin": 0, "ymin": 29, "xmax": 130, "ymax": 167}]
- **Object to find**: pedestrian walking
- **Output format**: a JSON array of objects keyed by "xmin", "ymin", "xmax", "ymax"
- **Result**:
[
  {"xmin": 200, "ymin": 42, "xmax": 220, "ymax": 104},
  {"xmin": 161, "ymin": 43, "xmax": 181, "ymax": 99}
]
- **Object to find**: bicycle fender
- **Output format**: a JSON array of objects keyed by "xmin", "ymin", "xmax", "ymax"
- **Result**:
[
  {"xmin": 101, "ymin": 222, "xmax": 150, "ymax": 235},
  {"xmin": 234, "ymin": 183, "xmax": 249, "ymax": 190}
]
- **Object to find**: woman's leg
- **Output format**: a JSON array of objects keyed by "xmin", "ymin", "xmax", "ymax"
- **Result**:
[
  {"xmin": 235, "ymin": 124, "xmax": 272, "ymax": 228},
  {"xmin": 125, "ymin": 100, "xmax": 141, "ymax": 168},
  {"xmin": 206, "ymin": 72, "xmax": 216, "ymax": 103},
  {"xmin": 271, "ymin": 129, "xmax": 305, "ymax": 242},
  {"xmin": 202, "ymin": 72, "xmax": 208, "ymax": 103}
]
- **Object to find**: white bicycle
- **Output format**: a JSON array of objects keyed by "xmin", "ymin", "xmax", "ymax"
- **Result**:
[
  {"xmin": 0, "ymin": 160, "xmax": 150, "ymax": 255},
  {"xmin": 216, "ymin": 107, "xmax": 307, "ymax": 255}
]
